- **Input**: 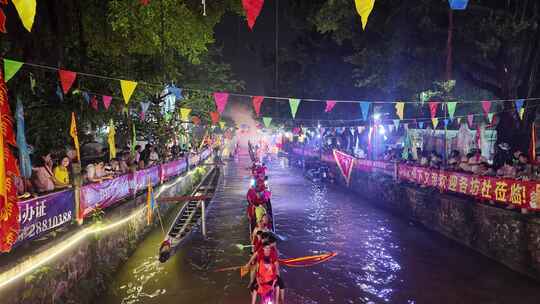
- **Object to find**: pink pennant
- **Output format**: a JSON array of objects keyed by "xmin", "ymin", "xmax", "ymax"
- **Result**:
[
  {"xmin": 428, "ymin": 101, "xmax": 439, "ymax": 118},
  {"xmin": 210, "ymin": 111, "xmax": 220, "ymax": 124},
  {"xmin": 242, "ymin": 0, "xmax": 265, "ymax": 30},
  {"xmin": 481, "ymin": 100, "xmax": 491, "ymax": 116},
  {"xmin": 58, "ymin": 70, "xmax": 77, "ymax": 94},
  {"xmin": 325, "ymin": 100, "xmax": 337, "ymax": 113},
  {"xmin": 90, "ymin": 95, "xmax": 98, "ymax": 111},
  {"xmin": 467, "ymin": 114, "xmax": 474, "ymax": 128},
  {"xmin": 140, "ymin": 111, "xmax": 145, "ymax": 120},
  {"xmin": 252, "ymin": 96, "xmax": 264, "ymax": 117},
  {"xmin": 102, "ymin": 96, "xmax": 112, "ymax": 110},
  {"xmin": 213, "ymin": 92, "xmax": 229, "ymax": 114}
]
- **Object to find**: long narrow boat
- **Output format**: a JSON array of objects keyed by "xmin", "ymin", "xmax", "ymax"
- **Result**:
[{"xmin": 159, "ymin": 166, "xmax": 221, "ymax": 263}]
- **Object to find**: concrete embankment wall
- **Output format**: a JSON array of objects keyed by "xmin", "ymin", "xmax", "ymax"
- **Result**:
[
  {"xmin": 333, "ymin": 167, "xmax": 540, "ymax": 281},
  {"xmin": 0, "ymin": 166, "xmax": 209, "ymax": 304}
]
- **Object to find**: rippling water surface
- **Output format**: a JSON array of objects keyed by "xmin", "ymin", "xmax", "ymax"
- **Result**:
[{"xmin": 101, "ymin": 156, "xmax": 539, "ymax": 304}]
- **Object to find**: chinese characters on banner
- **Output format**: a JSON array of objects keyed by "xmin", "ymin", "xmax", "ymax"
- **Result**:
[{"xmin": 398, "ymin": 165, "xmax": 539, "ymax": 210}]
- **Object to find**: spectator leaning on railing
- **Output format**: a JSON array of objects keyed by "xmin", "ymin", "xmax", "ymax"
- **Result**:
[
  {"xmin": 31, "ymin": 152, "xmax": 56, "ymax": 193},
  {"xmin": 53, "ymin": 155, "xmax": 71, "ymax": 188}
]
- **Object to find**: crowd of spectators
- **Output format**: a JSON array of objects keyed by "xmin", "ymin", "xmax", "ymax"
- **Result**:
[{"xmin": 15, "ymin": 142, "xmax": 197, "ymax": 199}]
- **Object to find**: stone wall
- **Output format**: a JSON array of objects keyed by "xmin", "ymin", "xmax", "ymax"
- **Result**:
[
  {"xmin": 339, "ymin": 167, "xmax": 540, "ymax": 281},
  {"xmin": 0, "ymin": 166, "xmax": 209, "ymax": 304}
]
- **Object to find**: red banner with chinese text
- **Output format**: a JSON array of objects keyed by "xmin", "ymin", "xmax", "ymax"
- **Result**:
[
  {"xmin": 333, "ymin": 149, "xmax": 355, "ymax": 185},
  {"xmin": 398, "ymin": 165, "xmax": 539, "ymax": 210}
]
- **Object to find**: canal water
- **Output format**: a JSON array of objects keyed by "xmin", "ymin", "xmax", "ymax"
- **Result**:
[{"xmin": 101, "ymin": 155, "xmax": 540, "ymax": 304}]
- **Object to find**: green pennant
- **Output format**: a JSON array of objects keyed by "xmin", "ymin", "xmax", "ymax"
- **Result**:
[
  {"xmin": 447, "ymin": 101, "xmax": 457, "ymax": 120},
  {"xmin": 3, "ymin": 59, "xmax": 24, "ymax": 82},
  {"xmin": 487, "ymin": 113, "xmax": 494, "ymax": 124},
  {"xmin": 263, "ymin": 117, "xmax": 272, "ymax": 128},
  {"xmin": 289, "ymin": 98, "xmax": 300, "ymax": 118}
]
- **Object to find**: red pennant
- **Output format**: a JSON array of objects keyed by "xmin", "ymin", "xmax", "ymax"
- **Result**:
[
  {"xmin": 210, "ymin": 111, "xmax": 220, "ymax": 124},
  {"xmin": 192, "ymin": 116, "xmax": 201, "ymax": 125},
  {"xmin": 140, "ymin": 0, "xmax": 150, "ymax": 5},
  {"xmin": 333, "ymin": 149, "xmax": 355, "ymax": 186},
  {"xmin": 90, "ymin": 95, "xmax": 98, "ymax": 111},
  {"xmin": 58, "ymin": 70, "xmax": 77, "ymax": 94},
  {"xmin": 428, "ymin": 101, "xmax": 439, "ymax": 118},
  {"xmin": 252, "ymin": 96, "xmax": 264, "ymax": 117},
  {"xmin": 481, "ymin": 100, "xmax": 491, "ymax": 116},
  {"xmin": 325, "ymin": 100, "xmax": 337, "ymax": 113},
  {"xmin": 242, "ymin": 0, "xmax": 265, "ymax": 30},
  {"xmin": 102, "ymin": 96, "xmax": 112, "ymax": 110},
  {"xmin": 0, "ymin": 8, "xmax": 6, "ymax": 33}
]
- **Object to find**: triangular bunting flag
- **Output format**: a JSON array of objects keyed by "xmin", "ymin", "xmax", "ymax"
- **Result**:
[
  {"xmin": 432, "ymin": 117, "xmax": 439, "ymax": 129},
  {"xmin": 333, "ymin": 149, "xmax": 355, "ymax": 185},
  {"xmin": 395, "ymin": 102, "xmax": 404, "ymax": 120},
  {"xmin": 325, "ymin": 100, "xmax": 337, "ymax": 113},
  {"xmin": 219, "ymin": 121, "xmax": 226, "ymax": 130},
  {"xmin": 263, "ymin": 117, "xmax": 272, "ymax": 128},
  {"xmin": 120, "ymin": 80, "xmax": 137, "ymax": 104},
  {"xmin": 3, "ymin": 59, "xmax": 24, "ymax": 82},
  {"xmin": 515, "ymin": 99, "xmax": 524, "ymax": 117},
  {"xmin": 58, "ymin": 70, "xmax": 77, "ymax": 94},
  {"xmin": 102, "ymin": 96, "xmax": 112, "ymax": 110},
  {"xmin": 444, "ymin": 118, "xmax": 449, "ymax": 128},
  {"xmin": 192, "ymin": 116, "xmax": 201, "ymax": 125},
  {"xmin": 90, "ymin": 96, "xmax": 98, "ymax": 111},
  {"xmin": 481, "ymin": 100, "xmax": 491, "ymax": 116},
  {"xmin": 467, "ymin": 114, "xmax": 474, "ymax": 128},
  {"xmin": 393, "ymin": 119, "xmax": 399, "ymax": 130},
  {"xmin": 354, "ymin": 0, "xmax": 375, "ymax": 30},
  {"xmin": 418, "ymin": 121, "xmax": 424, "ymax": 129},
  {"xmin": 12, "ymin": 0, "xmax": 36, "ymax": 32},
  {"xmin": 447, "ymin": 101, "xmax": 457, "ymax": 121},
  {"xmin": 252, "ymin": 96, "xmax": 264, "ymax": 117},
  {"xmin": 360, "ymin": 101, "xmax": 371, "ymax": 121},
  {"xmin": 180, "ymin": 108, "xmax": 191, "ymax": 121},
  {"xmin": 241, "ymin": 0, "xmax": 265, "ymax": 30},
  {"xmin": 487, "ymin": 113, "xmax": 494, "ymax": 124},
  {"xmin": 56, "ymin": 84, "xmax": 63, "ymax": 101},
  {"xmin": 82, "ymin": 91, "xmax": 90, "ymax": 104},
  {"xmin": 428, "ymin": 101, "xmax": 439, "ymax": 118},
  {"xmin": 519, "ymin": 108, "xmax": 525, "ymax": 120},
  {"xmin": 457, "ymin": 117, "xmax": 462, "ymax": 124},
  {"xmin": 213, "ymin": 92, "xmax": 229, "ymax": 114},
  {"xmin": 289, "ymin": 98, "xmax": 300, "ymax": 118},
  {"xmin": 210, "ymin": 111, "xmax": 220, "ymax": 124},
  {"xmin": 0, "ymin": 8, "xmax": 6, "ymax": 34}
]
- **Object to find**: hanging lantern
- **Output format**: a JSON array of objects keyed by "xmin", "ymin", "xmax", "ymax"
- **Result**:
[{"xmin": 449, "ymin": 0, "xmax": 468, "ymax": 10}]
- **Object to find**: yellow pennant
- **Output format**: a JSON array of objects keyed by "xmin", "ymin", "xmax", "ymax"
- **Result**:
[
  {"xmin": 395, "ymin": 102, "xmax": 404, "ymax": 120},
  {"xmin": 180, "ymin": 108, "xmax": 192, "ymax": 121},
  {"xmin": 219, "ymin": 121, "xmax": 226, "ymax": 129},
  {"xmin": 69, "ymin": 112, "xmax": 81, "ymax": 162},
  {"xmin": 120, "ymin": 80, "xmax": 138, "ymax": 104},
  {"xmin": 12, "ymin": 0, "xmax": 36, "ymax": 32},
  {"xmin": 108, "ymin": 119, "xmax": 116, "ymax": 160},
  {"xmin": 519, "ymin": 108, "xmax": 525, "ymax": 120},
  {"xmin": 354, "ymin": 0, "xmax": 375, "ymax": 30},
  {"xmin": 432, "ymin": 117, "xmax": 439, "ymax": 129}
]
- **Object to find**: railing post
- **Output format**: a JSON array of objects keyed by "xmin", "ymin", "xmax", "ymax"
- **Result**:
[
  {"xmin": 72, "ymin": 162, "xmax": 83, "ymax": 225},
  {"xmin": 201, "ymin": 200, "xmax": 207, "ymax": 237}
]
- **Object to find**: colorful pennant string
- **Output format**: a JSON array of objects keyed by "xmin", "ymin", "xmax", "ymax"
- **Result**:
[
  {"xmin": 102, "ymin": 95, "xmax": 112, "ymax": 110},
  {"xmin": 263, "ymin": 117, "xmax": 272, "ymax": 128},
  {"xmin": 58, "ymin": 70, "xmax": 77, "ymax": 94},
  {"xmin": 325, "ymin": 100, "xmax": 337, "ymax": 113},
  {"xmin": 447, "ymin": 101, "xmax": 457, "ymax": 120},
  {"xmin": 360, "ymin": 101, "xmax": 370, "ymax": 121},
  {"xmin": 180, "ymin": 108, "xmax": 191, "ymax": 121},
  {"xmin": 210, "ymin": 111, "xmax": 219, "ymax": 124},
  {"xmin": 395, "ymin": 102, "xmax": 404, "ymax": 120},
  {"xmin": 481, "ymin": 100, "xmax": 491, "ymax": 116}
]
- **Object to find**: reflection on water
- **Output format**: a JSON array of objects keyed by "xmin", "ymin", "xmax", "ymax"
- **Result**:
[
  {"xmin": 102, "ymin": 156, "xmax": 540, "ymax": 304},
  {"xmin": 118, "ymin": 256, "xmax": 167, "ymax": 304}
]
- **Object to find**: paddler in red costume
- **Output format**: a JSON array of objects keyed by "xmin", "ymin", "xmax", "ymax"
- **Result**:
[
  {"xmin": 246, "ymin": 179, "xmax": 270, "ymax": 229},
  {"xmin": 247, "ymin": 242, "xmax": 285, "ymax": 304}
]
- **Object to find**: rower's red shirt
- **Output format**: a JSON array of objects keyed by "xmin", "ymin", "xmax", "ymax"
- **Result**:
[
  {"xmin": 247, "ymin": 188, "xmax": 264, "ymax": 206},
  {"xmin": 256, "ymin": 247, "xmax": 278, "ymax": 263}
]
